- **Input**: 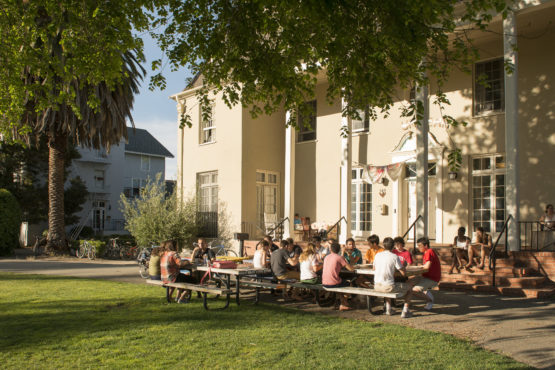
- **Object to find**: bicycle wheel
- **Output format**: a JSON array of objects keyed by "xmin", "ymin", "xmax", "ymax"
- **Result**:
[
  {"xmin": 76, "ymin": 244, "xmax": 87, "ymax": 258},
  {"xmin": 225, "ymin": 249, "xmax": 238, "ymax": 257},
  {"xmin": 87, "ymin": 246, "xmax": 96, "ymax": 260},
  {"xmin": 139, "ymin": 262, "xmax": 149, "ymax": 279}
]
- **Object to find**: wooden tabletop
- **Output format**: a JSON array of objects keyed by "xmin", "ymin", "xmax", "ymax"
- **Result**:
[
  {"xmin": 351, "ymin": 265, "xmax": 426, "ymax": 277},
  {"xmin": 195, "ymin": 265, "xmax": 271, "ymax": 276}
]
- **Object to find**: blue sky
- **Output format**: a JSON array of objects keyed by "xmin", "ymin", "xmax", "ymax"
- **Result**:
[{"xmin": 131, "ymin": 34, "xmax": 192, "ymax": 180}]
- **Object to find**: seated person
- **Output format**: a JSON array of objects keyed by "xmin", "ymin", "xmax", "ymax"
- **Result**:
[
  {"xmin": 264, "ymin": 235, "xmax": 280, "ymax": 252},
  {"xmin": 294, "ymin": 213, "xmax": 303, "ymax": 230},
  {"xmin": 540, "ymin": 204, "xmax": 555, "ymax": 231},
  {"xmin": 299, "ymin": 243, "xmax": 322, "ymax": 284},
  {"xmin": 342, "ymin": 238, "xmax": 362, "ymax": 265},
  {"xmin": 450, "ymin": 226, "xmax": 473, "ymax": 273},
  {"xmin": 314, "ymin": 235, "xmax": 330, "ymax": 262},
  {"xmin": 474, "ymin": 226, "xmax": 492, "ymax": 269},
  {"xmin": 270, "ymin": 239, "xmax": 300, "ymax": 280},
  {"xmin": 392, "ymin": 237, "xmax": 414, "ymax": 266},
  {"xmin": 364, "ymin": 234, "xmax": 384, "ymax": 264},
  {"xmin": 161, "ymin": 240, "xmax": 196, "ymax": 303},
  {"xmin": 322, "ymin": 241, "xmax": 355, "ymax": 311},
  {"xmin": 402, "ymin": 237, "xmax": 441, "ymax": 318},
  {"xmin": 253, "ymin": 240, "xmax": 271, "ymax": 269},
  {"xmin": 191, "ymin": 237, "xmax": 216, "ymax": 263},
  {"xmin": 373, "ymin": 237, "xmax": 408, "ymax": 315},
  {"xmin": 286, "ymin": 237, "xmax": 303, "ymax": 258},
  {"xmin": 148, "ymin": 245, "xmax": 164, "ymax": 280}
]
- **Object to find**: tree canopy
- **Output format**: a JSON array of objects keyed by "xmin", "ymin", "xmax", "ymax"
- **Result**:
[{"xmin": 150, "ymin": 0, "xmax": 512, "ymax": 128}]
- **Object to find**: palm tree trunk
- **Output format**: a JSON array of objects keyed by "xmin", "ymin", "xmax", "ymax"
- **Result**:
[{"xmin": 47, "ymin": 132, "xmax": 68, "ymax": 252}]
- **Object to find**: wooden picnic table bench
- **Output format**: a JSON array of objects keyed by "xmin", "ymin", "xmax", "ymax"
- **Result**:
[
  {"xmin": 324, "ymin": 285, "xmax": 410, "ymax": 315},
  {"xmin": 146, "ymin": 279, "xmax": 232, "ymax": 310}
]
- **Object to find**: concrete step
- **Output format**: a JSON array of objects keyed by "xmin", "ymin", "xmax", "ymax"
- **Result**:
[
  {"xmin": 439, "ymin": 265, "xmax": 534, "ymax": 277},
  {"xmin": 438, "ymin": 281, "xmax": 555, "ymax": 298},
  {"xmin": 441, "ymin": 273, "xmax": 545, "ymax": 287}
]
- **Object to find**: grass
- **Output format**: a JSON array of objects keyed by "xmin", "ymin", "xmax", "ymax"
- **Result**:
[{"xmin": 0, "ymin": 273, "xmax": 528, "ymax": 369}]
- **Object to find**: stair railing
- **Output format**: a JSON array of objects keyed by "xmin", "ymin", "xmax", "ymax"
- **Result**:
[
  {"xmin": 489, "ymin": 214, "xmax": 514, "ymax": 287},
  {"xmin": 402, "ymin": 215, "xmax": 423, "ymax": 256},
  {"xmin": 326, "ymin": 216, "xmax": 347, "ymax": 240},
  {"xmin": 266, "ymin": 217, "xmax": 289, "ymax": 240}
]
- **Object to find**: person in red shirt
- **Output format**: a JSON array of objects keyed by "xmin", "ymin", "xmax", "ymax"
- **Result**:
[
  {"xmin": 392, "ymin": 237, "xmax": 414, "ymax": 266},
  {"xmin": 401, "ymin": 237, "xmax": 441, "ymax": 318}
]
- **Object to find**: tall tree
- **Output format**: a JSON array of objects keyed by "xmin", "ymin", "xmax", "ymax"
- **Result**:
[
  {"xmin": 150, "ymin": 0, "xmax": 513, "ymax": 131},
  {"xmin": 0, "ymin": 1, "xmax": 150, "ymax": 251}
]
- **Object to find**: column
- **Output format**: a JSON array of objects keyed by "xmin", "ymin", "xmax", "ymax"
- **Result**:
[
  {"xmin": 415, "ymin": 81, "xmax": 429, "ymax": 240},
  {"xmin": 177, "ymin": 98, "xmax": 186, "ymax": 205},
  {"xmin": 283, "ymin": 110, "xmax": 296, "ymax": 239},
  {"xmin": 504, "ymin": 11, "xmax": 520, "ymax": 251},
  {"xmin": 339, "ymin": 98, "xmax": 352, "ymax": 244}
]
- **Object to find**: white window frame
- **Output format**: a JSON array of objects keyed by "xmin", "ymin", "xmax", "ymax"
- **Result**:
[
  {"xmin": 352, "ymin": 107, "xmax": 370, "ymax": 133},
  {"xmin": 197, "ymin": 171, "xmax": 218, "ymax": 212},
  {"xmin": 297, "ymin": 100, "xmax": 317, "ymax": 142},
  {"xmin": 351, "ymin": 168, "xmax": 372, "ymax": 237},
  {"xmin": 256, "ymin": 170, "xmax": 280, "ymax": 230},
  {"xmin": 94, "ymin": 170, "xmax": 105, "ymax": 189},
  {"xmin": 199, "ymin": 103, "xmax": 216, "ymax": 144},
  {"xmin": 474, "ymin": 57, "xmax": 505, "ymax": 116},
  {"xmin": 471, "ymin": 154, "xmax": 506, "ymax": 235},
  {"xmin": 141, "ymin": 155, "xmax": 150, "ymax": 171}
]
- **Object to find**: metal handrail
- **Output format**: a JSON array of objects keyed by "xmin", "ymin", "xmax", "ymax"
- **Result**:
[
  {"xmin": 327, "ymin": 216, "xmax": 347, "ymax": 239},
  {"xmin": 402, "ymin": 215, "xmax": 423, "ymax": 255},
  {"xmin": 266, "ymin": 217, "xmax": 289, "ymax": 239},
  {"xmin": 489, "ymin": 214, "xmax": 514, "ymax": 287},
  {"xmin": 519, "ymin": 220, "xmax": 547, "ymax": 251}
]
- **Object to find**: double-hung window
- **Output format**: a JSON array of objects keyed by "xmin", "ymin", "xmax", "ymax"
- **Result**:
[
  {"xmin": 297, "ymin": 100, "xmax": 317, "ymax": 142},
  {"xmin": 472, "ymin": 154, "xmax": 506, "ymax": 233},
  {"xmin": 474, "ymin": 58, "xmax": 504, "ymax": 115},
  {"xmin": 352, "ymin": 107, "xmax": 370, "ymax": 133},
  {"xmin": 200, "ymin": 104, "xmax": 216, "ymax": 144},
  {"xmin": 141, "ymin": 155, "xmax": 150, "ymax": 171},
  {"xmin": 197, "ymin": 171, "xmax": 218, "ymax": 212}
]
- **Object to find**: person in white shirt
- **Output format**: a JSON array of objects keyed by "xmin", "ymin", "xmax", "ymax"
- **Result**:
[
  {"xmin": 373, "ymin": 237, "xmax": 407, "ymax": 315},
  {"xmin": 253, "ymin": 240, "xmax": 270, "ymax": 269},
  {"xmin": 299, "ymin": 243, "xmax": 322, "ymax": 284}
]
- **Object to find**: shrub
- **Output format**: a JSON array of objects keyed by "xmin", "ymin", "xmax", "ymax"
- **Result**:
[
  {"xmin": 0, "ymin": 189, "xmax": 22, "ymax": 255},
  {"xmin": 120, "ymin": 174, "xmax": 199, "ymax": 248},
  {"xmin": 79, "ymin": 239, "xmax": 106, "ymax": 257}
]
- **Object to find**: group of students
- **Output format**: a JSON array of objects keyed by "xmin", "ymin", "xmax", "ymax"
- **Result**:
[
  {"xmin": 449, "ymin": 226, "xmax": 492, "ymax": 273},
  {"xmin": 148, "ymin": 238, "xmax": 217, "ymax": 303},
  {"xmin": 253, "ymin": 234, "xmax": 441, "ymax": 317}
]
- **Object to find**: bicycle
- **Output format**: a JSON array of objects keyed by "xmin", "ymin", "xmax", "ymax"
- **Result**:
[
  {"xmin": 209, "ymin": 241, "xmax": 238, "ymax": 258},
  {"xmin": 77, "ymin": 240, "xmax": 96, "ymax": 260},
  {"xmin": 105, "ymin": 238, "xmax": 123, "ymax": 259},
  {"xmin": 120, "ymin": 243, "xmax": 139, "ymax": 260},
  {"xmin": 137, "ymin": 246, "xmax": 153, "ymax": 279}
]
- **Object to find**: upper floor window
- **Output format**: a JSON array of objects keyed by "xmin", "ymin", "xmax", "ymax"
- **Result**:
[
  {"xmin": 94, "ymin": 170, "xmax": 105, "ymax": 189},
  {"xmin": 352, "ymin": 107, "xmax": 370, "ymax": 133},
  {"xmin": 474, "ymin": 58, "xmax": 504, "ymax": 115},
  {"xmin": 200, "ymin": 104, "xmax": 216, "ymax": 144},
  {"xmin": 297, "ymin": 100, "xmax": 317, "ymax": 142},
  {"xmin": 141, "ymin": 155, "xmax": 150, "ymax": 171}
]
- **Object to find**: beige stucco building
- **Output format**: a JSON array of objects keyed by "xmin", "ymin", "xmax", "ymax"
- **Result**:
[{"xmin": 172, "ymin": 1, "xmax": 555, "ymax": 250}]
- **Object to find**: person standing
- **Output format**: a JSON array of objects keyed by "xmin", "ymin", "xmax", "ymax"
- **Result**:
[{"xmin": 402, "ymin": 237, "xmax": 441, "ymax": 318}]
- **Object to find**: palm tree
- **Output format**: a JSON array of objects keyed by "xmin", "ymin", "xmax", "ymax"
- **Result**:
[{"xmin": 23, "ymin": 51, "xmax": 145, "ymax": 252}]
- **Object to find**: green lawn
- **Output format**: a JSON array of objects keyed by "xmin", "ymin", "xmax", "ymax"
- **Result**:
[{"xmin": 0, "ymin": 273, "xmax": 527, "ymax": 369}]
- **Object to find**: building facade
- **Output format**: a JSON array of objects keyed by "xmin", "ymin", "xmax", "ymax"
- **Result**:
[
  {"xmin": 70, "ymin": 127, "xmax": 174, "ymax": 235},
  {"xmin": 173, "ymin": 2, "xmax": 555, "ymax": 250}
]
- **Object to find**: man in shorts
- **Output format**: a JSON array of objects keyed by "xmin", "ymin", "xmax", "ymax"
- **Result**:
[
  {"xmin": 402, "ymin": 237, "xmax": 441, "ymax": 318},
  {"xmin": 373, "ymin": 237, "xmax": 408, "ymax": 315}
]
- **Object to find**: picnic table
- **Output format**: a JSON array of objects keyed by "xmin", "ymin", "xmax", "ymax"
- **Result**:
[
  {"xmin": 194, "ymin": 265, "xmax": 272, "ymax": 306},
  {"xmin": 351, "ymin": 265, "xmax": 426, "ymax": 277}
]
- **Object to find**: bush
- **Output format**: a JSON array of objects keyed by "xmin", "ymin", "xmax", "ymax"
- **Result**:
[
  {"xmin": 120, "ymin": 174, "xmax": 199, "ymax": 248},
  {"xmin": 0, "ymin": 189, "xmax": 22, "ymax": 255},
  {"xmin": 79, "ymin": 239, "xmax": 106, "ymax": 257}
]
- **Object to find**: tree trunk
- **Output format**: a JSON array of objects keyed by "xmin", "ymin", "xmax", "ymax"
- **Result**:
[{"xmin": 47, "ymin": 132, "xmax": 68, "ymax": 253}]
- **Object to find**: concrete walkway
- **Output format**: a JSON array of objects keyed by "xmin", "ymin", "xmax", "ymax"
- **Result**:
[{"xmin": 1, "ymin": 257, "xmax": 554, "ymax": 368}]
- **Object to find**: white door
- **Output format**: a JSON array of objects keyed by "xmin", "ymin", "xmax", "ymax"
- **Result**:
[{"xmin": 406, "ymin": 179, "xmax": 436, "ymax": 239}]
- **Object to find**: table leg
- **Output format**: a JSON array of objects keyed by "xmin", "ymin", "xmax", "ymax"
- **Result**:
[{"xmin": 235, "ymin": 275, "xmax": 241, "ymax": 305}]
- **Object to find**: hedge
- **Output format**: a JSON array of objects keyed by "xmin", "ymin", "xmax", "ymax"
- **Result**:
[{"xmin": 0, "ymin": 189, "xmax": 22, "ymax": 255}]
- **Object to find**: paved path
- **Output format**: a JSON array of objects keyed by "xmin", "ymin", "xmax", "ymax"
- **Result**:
[{"xmin": 1, "ymin": 258, "xmax": 554, "ymax": 368}]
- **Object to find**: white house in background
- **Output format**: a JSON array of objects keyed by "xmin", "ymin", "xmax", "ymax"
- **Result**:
[{"xmin": 69, "ymin": 127, "xmax": 174, "ymax": 236}]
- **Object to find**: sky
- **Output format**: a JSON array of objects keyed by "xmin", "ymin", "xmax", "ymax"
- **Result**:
[{"xmin": 130, "ymin": 34, "xmax": 192, "ymax": 180}]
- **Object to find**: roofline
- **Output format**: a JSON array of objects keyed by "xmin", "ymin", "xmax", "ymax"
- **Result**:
[
  {"xmin": 124, "ymin": 150, "xmax": 174, "ymax": 159},
  {"xmin": 170, "ymin": 85, "xmax": 204, "ymax": 101}
]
